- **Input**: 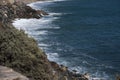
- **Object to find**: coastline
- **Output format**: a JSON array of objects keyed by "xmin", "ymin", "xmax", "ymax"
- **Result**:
[
  {"xmin": 18, "ymin": 1, "xmax": 120, "ymax": 80},
  {"xmin": 0, "ymin": 0, "xmax": 89, "ymax": 80}
]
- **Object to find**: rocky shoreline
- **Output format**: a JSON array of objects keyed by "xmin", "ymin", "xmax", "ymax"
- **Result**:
[{"xmin": 0, "ymin": 0, "xmax": 89, "ymax": 80}]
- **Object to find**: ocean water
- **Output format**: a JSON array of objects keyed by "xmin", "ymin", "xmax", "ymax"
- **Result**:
[{"xmin": 13, "ymin": 0, "xmax": 120, "ymax": 79}]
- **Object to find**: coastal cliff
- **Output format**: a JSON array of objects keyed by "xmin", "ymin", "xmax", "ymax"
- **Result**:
[{"xmin": 0, "ymin": 0, "xmax": 88, "ymax": 80}]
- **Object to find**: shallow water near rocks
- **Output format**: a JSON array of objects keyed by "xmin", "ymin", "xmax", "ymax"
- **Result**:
[{"xmin": 13, "ymin": 0, "xmax": 120, "ymax": 79}]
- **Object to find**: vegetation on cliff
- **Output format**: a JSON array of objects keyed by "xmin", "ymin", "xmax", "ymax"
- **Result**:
[{"xmin": 0, "ymin": 23, "xmax": 54, "ymax": 80}]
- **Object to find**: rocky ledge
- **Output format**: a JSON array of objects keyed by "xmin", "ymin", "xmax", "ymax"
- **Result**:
[
  {"xmin": 0, "ymin": 0, "xmax": 89, "ymax": 80},
  {"xmin": 0, "ymin": 66, "xmax": 29, "ymax": 80}
]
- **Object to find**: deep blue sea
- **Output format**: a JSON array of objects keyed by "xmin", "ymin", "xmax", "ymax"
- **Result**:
[{"xmin": 13, "ymin": 0, "xmax": 120, "ymax": 79}]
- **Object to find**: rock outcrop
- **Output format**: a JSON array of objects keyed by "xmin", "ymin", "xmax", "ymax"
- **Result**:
[
  {"xmin": 0, "ymin": 1, "xmax": 48, "ymax": 24},
  {"xmin": 0, "ymin": 66, "xmax": 29, "ymax": 80}
]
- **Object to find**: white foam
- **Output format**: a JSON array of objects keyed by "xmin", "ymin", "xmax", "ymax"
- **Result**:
[
  {"xmin": 69, "ymin": 66, "xmax": 87, "ymax": 74},
  {"xmin": 13, "ymin": 19, "xmax": 38, "ymax": 30},
  {"xmin": 53, "ymin": 0, "xmax": 66, "ymax": 1},
  {"xmin": 80, "ymin": 53, "xmax": 98, "ymax": 60},
  {"xmin": 29, "ymin": 0, "xmax": 66, "ymax": 5},
  {"xmin": 38, "ymin": 43, "xmax": 50, "ymax": 47},
  {"xmin": 28, "ymin": 0, "xmax": 55, "ymax": 10},
  {"xmin": 13, "ymin": 16, "xmax": 60, "ymax": 31},
  {"xmin": 38, "ymin": 30, "xmax": 48, "ymax": 35},
  {"xmin": 46, "ymin": 52, "xmax": 59, "ymax": 61},
  {"xmin": 28, "ymin": 1, "xmax": 53, "ymax": 6},
  {"xmin": 82, "ymin": 60, "xmax": 91, "ymax": 65},
  {"xmin": 49, "ymin": 13, "xmax": 63, "ymax": 16},
  {"xmin": 28, "ymin": 0, "xmax": 67, "ymax": 10},
  {"xmin": 27, "ymin": 30, "xmax": 48, "ymax": 38},
  {"xmin": 91, "ymin": 78, "xmax": 106, "ymax": 80}
]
